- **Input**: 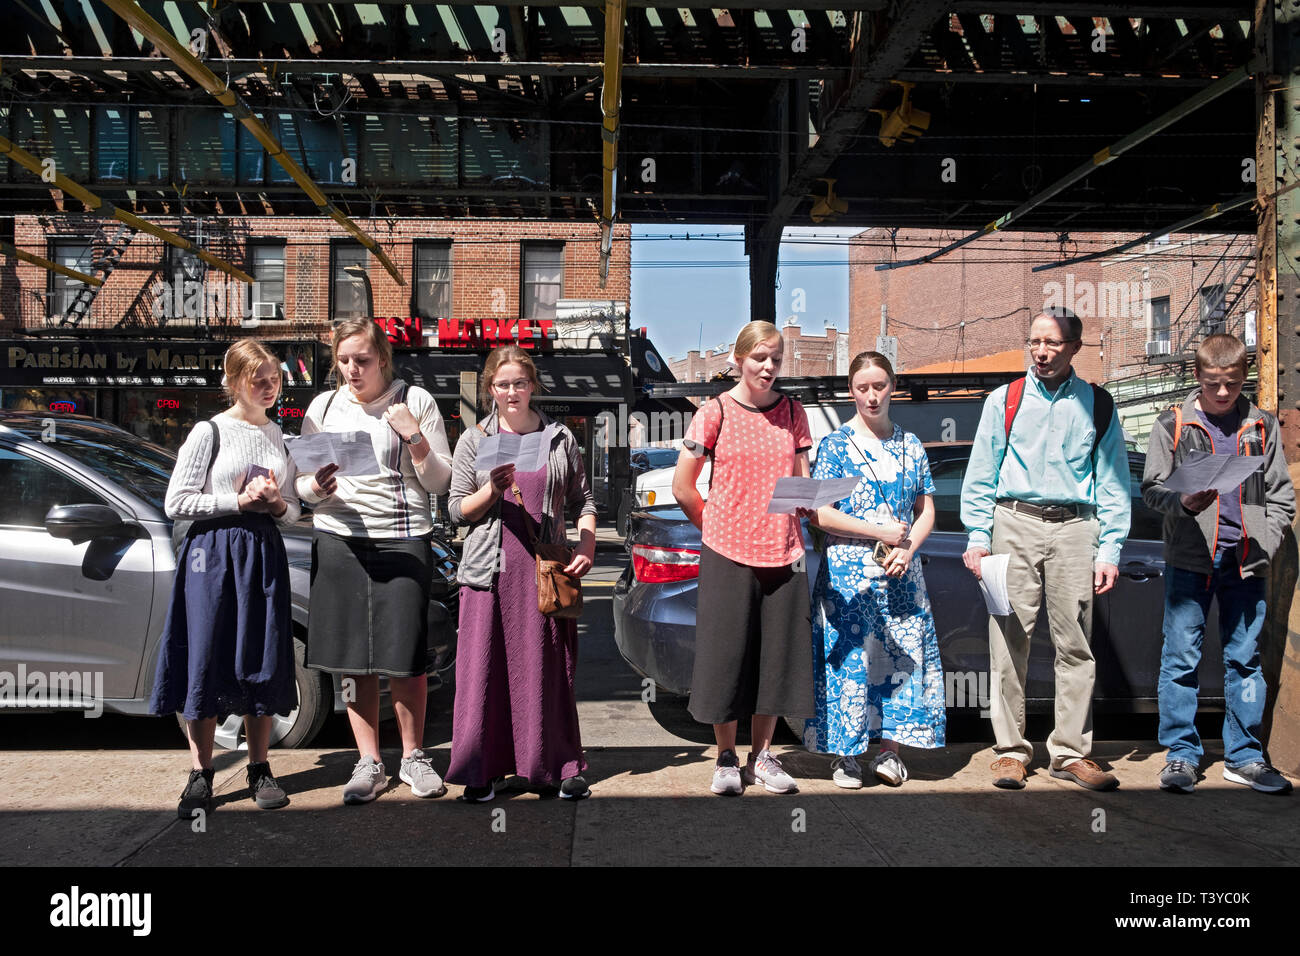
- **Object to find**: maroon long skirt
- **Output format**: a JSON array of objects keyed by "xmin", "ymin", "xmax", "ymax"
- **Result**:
[{"xmin": 445, "ymin": 466, "xmax": 587, "ymax": 788}]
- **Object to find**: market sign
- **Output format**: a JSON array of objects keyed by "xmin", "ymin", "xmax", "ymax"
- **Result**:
[{"xmin": 434, "ymin": 317, "xmax": 556, "ymax": 349}]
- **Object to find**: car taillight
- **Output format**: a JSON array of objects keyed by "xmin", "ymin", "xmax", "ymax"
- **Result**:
[{"xmin": 632, "ymin": 544, "xmax": 700, "ymax": 583}]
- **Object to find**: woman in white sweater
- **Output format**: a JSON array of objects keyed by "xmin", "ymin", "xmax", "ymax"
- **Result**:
[
  {"xmin": 150, "ymin": 338, "xmax": 318, "ymax": 820},
  {"xmin": 295, "ymin": 318, "xmax": 454, "ymax": 805}
]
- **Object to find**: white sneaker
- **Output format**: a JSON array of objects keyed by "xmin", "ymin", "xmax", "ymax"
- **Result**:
[
  {"xmin": 711, "ymin": 749, "xmax": 743, "ymax": 795},
  {"xmin": 342, "ymin": 755, "xmax": 388, "ymax": 805},
  {"xmin": 831, "ymin": 754, "xmax": 864, "ymax": 789},
  {"xmin": 399, "ymin": 749, "xmax": 447, "ymax": 798},
  {"xmin": 872, "ymin": 750, "xmax": 908, "ymax": 787},
  {"xmin": 744, "ymin": 749, "xmax": 798, "ymax": 794}
]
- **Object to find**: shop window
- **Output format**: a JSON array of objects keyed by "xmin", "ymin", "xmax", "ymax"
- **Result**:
[
  {"xmin": 521, "ymin": 243, "xmax": 564, "ymax": 320},
  {"xmin": 332, "ymin": 244, "xmax": 370, "ymax": 322},
  {"xmin": 0, "ymin": 448, "xmax": 102, "ymax": 528},
  {"xmin": 252, "ymin": 243, "xmax": 286, "ymax": 320},
  {"xmin": 47, "ymin": 240, "xmax": 94, "ymax": 320},
  {"xmin": 413, "ymin": 241, "xmax": 452, "ymax": 320}
]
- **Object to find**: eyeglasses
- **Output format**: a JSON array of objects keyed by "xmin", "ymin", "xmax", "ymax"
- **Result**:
[
  {"xmin": 492, "ymin": 379, "xmax": 531, "ymax": 392},
  {"xmin": 1025, "ymin": 338, "xmax": 1078, "ymax": 351}
]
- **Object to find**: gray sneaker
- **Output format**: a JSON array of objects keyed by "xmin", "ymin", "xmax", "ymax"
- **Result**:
[
  {"xmin": 872, "ymin": 750, "xmax": 909, "ymax": 787},
  {"xmin": 1223, "ymin": 761, "xmax": 1293, "ymax": 794},
  {"xmin": 342, "ymin": 755, "xmax": 388, "ymax": 805},
  {"xmin": 400, "ymin": 749, "xmax": 447, "ymax": 798},
  {"xmin": 744, "ymin": 749, "xmax": 798, "ymax": 794},
  {"xmin": 831, "ymin": 754, "xmax": 864, "ymax": 789},
  {"xmin": 1159, "ymin": 759, "xmax": 1197, "ymax": 794},
  {"xmin": 710, "ymin": 749, "xmax": 743, "ymax": 796}
]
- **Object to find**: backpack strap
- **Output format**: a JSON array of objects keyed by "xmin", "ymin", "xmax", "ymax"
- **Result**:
[
  {"xmin": 1171, "ymin": 404, "xmax": 1184, "ymax": 452},
  {"xmin": 1089, "ymin": 383, "xmax": 1114, "ymax": 469},
  {"xmin": 1003, "ymin": 376, "xmax": 1026, "ymax": 443}
]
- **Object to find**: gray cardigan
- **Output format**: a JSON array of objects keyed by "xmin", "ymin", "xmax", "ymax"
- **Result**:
[
  {"xmin": 448, "ymin": 409, "xmax": 598, "ymax": 589},
  {"xmin": 1141, "ymin": 390, "xmax": 1296, "ymax": 578}
]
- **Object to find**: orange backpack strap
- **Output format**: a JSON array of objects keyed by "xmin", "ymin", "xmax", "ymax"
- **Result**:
[{"xmin": 1171, "ymin": 404, "xmax": 1183, "ymax": 452}]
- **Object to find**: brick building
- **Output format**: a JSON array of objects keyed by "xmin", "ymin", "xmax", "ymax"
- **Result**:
[
  {"xmin": 848, "ymin": 227, "xmax": 1254, "ymax": 387},
  {"xmin": 667, "ymin": 317, "xmax": 849, "ymax": 398},
  {"xmin": 0, "ymin": 216, "xmax": 637, "ymax": 509},
  {"xmin": 2, "ymin": 215, "xmax": 630, "ymax": 337}
]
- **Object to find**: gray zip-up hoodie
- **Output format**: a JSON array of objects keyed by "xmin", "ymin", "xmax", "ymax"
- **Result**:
[
  {"xmin": 447, "ymin": 409, "xmax": 597, "ymax": 589},
  {"xmin": 1141, "ymin": 390, "xmax": 1295, "ymax": 578}
]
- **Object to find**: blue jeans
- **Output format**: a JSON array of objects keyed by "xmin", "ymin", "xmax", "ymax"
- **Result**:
[{"xmin": 1158, "ymin": 550, "xmax": 1267, "ymax": 769}]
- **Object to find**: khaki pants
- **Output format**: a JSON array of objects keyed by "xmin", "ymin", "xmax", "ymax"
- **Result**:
[{"xmin": 988, "ymin": 505, "xmax": 1099, "ymax": 769}]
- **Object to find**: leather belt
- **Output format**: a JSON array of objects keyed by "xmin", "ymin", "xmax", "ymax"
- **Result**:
[{"xmin": 996, "ymin": 499, "xmax": 1092, "ymax": 522}]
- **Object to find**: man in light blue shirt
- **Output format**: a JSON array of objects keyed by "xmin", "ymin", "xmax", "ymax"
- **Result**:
[{"xmin": 960, "ymin": 308, "xmax": 1130, "ymax": 792}]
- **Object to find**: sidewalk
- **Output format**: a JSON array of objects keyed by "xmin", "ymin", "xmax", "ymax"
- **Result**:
[{"xmin": 5, "ymin": 740, "xmax": 1296, "ymax": 867}]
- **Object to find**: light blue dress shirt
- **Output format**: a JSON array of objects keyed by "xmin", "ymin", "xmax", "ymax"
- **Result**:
[{"xmin": 960, "ymin": 370, "xmax": 1131, "ymax": 567}]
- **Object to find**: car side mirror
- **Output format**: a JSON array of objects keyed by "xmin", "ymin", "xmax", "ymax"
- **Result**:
[{"xmin": 45, "ymin": 504, "xmax": 129, "ymax": 544}]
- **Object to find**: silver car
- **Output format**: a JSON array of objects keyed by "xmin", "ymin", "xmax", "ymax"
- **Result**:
[{"xmin": 0, "ymin": 411, "xmax": 458, "ymax": 748}]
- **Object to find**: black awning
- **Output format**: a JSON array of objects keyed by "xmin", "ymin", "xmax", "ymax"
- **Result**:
[{"xmin": 393, "ymin": 349, "xmax": 628, "ymax": 403}]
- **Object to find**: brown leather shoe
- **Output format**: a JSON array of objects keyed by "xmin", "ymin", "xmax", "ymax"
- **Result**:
[
  {"xmin": 1050, "ymin": 758, "xmax": 1119, "ymax": 791},
  {"xmin": 990, "ymin": 757, "xmax": 1027, "ymax": 790}
]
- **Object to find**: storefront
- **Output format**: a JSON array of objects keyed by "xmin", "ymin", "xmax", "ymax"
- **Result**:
[{"xmin": 0, "ymin": 338, "xmax": 322, "ymax": 449}]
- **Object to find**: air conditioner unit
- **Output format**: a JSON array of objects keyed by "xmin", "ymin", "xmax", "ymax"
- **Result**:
[
  {"xmin": 1145, "ymin": 340, "xmax": 1171, "ymax": 356},
  {"xmin": 253, "ymin": 301, "xmax": 279, "ymax": 320}
]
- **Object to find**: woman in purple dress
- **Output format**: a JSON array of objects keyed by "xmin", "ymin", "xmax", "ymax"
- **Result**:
[{"xmin": 446, "ymin": 345, "xmax": 598, "ymax": 801}]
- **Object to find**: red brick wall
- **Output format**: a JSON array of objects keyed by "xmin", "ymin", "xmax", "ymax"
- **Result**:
[
  {"xmin": 849, "ymin": 228, "xmax": 1253, "ymax": 384},
  {"xmin": 1, "ymin": 216, "xmax": 631, "ymax": 342},
  {"xmin": 667, "ymin": 321, "xmax": 843, "ymax": 400}
]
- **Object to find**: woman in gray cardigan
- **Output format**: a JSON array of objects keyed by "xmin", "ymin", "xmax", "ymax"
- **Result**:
[{"xmin": 445, "ymin": 345, "xmax": 598, "ymax": 802}]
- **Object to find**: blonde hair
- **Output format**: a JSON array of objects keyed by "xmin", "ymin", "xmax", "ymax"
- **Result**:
[
  {"xmin": 848, "ymin": 350, "xmax": 896, "ymax": 385},
  {"xmin": 331, "ymin": 318, "xmax": 394, "ymax": 386},
  {"xmin": 480, "ymin": 345, "xmax": 543, "ymax": 411},
  {"xmin": 733, "ymin": 321, "xmax": 783, "ymax": 362},
  {"xmin": 221, "ymin": 338, "xmax": 280, "ymax": 403},
  {"xmin": 1195, "ymin": 333, "xmax": 1248, "ymax": 376}
]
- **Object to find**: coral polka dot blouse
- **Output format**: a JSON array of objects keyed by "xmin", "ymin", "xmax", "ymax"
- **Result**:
[{"xmin": 683, "ymin": 391, "xmax": 813, "ymax": 567}]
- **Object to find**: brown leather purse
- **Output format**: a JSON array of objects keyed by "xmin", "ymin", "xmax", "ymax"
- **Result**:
[{"xmin": 512, "ymin": 482, "xmax": 584, "ymax": 619}]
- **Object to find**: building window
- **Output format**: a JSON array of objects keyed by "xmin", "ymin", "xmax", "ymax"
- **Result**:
[
  {"xmin": 413, "ymin": 241, "xmax": 452, "ymax": 320},
  {"xmin": 47, "ymin": 240, "xmax": 94, "ymax": 319},
  {"xmin": 1150, "ymin": 296, "xmax": 1170, "ymax": 344},
  {"xmin": 521, "ymin": 242, "xmax": 564, "ymax": 320},
  {"xmin": 1200, "ymin": 284, "xmax": 1225, "ymax": 335},
  {"xmin": 331, "ymin": 243, "xmax": 370, "ymax": 322},
  {"xmin": 251, "ymin": 243, "xmax": 285, "ymax": 320}
]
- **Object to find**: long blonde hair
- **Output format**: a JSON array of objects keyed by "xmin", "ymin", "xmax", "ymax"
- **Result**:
[{"xmin": 331, "ymin": 317, "xmax": 394, "ymax": 386}]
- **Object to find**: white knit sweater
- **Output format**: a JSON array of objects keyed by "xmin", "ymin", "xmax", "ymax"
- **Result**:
[
  {"xmin": 294, "ymin": 381, "xmax": 453, "ymax": 538},
  {"xmin": 165, "ymin": 413, "xmax": 301, "ymax": 525}
]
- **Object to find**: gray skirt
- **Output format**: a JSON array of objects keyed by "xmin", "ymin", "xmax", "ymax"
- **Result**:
[{"xmin": 306, "ymin": 529, "xmax": 431, "ymax": 677}]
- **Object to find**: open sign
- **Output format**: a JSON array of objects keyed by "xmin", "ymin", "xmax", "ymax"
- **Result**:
[
  {"xmin": 48, "ymin": 401, "xmax": 77, "ymax": 414},
  {"xmin": 156, "ymin": 398, "xmax": 181, "ymax": 409}
]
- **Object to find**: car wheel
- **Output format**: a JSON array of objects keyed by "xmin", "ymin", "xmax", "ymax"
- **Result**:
[{"xmin": 174, "ymin": 634, "xmax": 329, "ymax": 750}]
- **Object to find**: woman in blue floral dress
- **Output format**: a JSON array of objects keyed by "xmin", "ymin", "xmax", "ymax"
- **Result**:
[{"xmin": 804, "ymin": 351, "xmax": 945, "ymax": 788}]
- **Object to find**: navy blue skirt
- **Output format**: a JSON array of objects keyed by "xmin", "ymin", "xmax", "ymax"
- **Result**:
[{"xmin": 149, "ymin": 513, "xmax": 296, "ymax": 721}]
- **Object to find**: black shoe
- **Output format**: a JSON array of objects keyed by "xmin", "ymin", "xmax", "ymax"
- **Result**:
[
  {"xmin": 247, "ymin": 761, "xmax": 290, "ymax": 809},
  {"xmin": 461, "ymin": 781, "xmax": 496, "ymax": 802},
  {"xmin": 559, "ymin": 775, "xmax": 591, "ymax": 800},
  {"xmin": 179, "ymin": 768, "xmax": 215, "ymax": 820}
]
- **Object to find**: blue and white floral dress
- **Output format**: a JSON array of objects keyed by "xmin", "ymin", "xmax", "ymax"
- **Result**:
[{"xmin": 803, "ymin": 422, "xmax": 946, "ymax": 755}]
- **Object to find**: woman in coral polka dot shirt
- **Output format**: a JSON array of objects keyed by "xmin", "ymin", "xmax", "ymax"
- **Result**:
[{"xmin": 672, "ymin": 320, "xmax": 815, "ymax": 796}]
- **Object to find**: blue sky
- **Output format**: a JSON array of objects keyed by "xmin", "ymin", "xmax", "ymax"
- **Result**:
[{"xmin": 630, "ymin": 225, "xmax": 853, "ymax": 362}]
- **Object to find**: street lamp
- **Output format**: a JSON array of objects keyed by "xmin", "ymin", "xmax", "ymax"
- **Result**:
[{"xmin": 342, "ymin": 264, "xmax": 373, "ymax": 318}]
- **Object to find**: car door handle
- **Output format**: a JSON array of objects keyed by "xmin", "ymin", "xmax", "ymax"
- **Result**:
[{"xmin": 1120, "ymin": 562, "xmax": 1161, "ymax": 581}]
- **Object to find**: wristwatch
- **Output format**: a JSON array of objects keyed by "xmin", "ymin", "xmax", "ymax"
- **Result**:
[{"xmin": 404, "ymin": 430, "xmax": 423, "ymax": 445}]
